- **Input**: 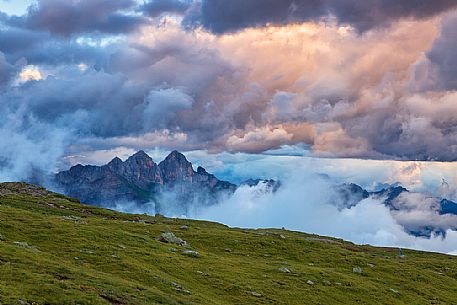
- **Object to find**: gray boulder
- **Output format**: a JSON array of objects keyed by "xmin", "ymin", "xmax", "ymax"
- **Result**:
[{"xmin": 159, "ymin": 232, "xmax": 188, "ymax": 247}]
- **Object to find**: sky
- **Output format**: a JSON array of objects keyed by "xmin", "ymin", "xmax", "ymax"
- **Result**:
[
  {"xmin": 0, "ymin": 0, "xmax": 32, "ymax": 16},
  {"xmin": 1, "ymin": 1, "xmax": 457, "ymax": 182}
]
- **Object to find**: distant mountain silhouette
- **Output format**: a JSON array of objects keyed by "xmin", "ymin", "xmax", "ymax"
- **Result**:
[
  {"xmin": 54, "ymin": 150, "xmax": 236, "ymax": 214},
  {"xmin": 337, "ymin": 183, "xmax": 457, "ymax": 237}
]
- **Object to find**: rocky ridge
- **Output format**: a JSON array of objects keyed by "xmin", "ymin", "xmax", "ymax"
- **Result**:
[{"xmin": 54, "ymin": 150, "xmax": 236, "ymax": 213}]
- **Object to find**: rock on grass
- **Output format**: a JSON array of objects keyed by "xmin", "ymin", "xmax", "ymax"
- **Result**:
[
  {"xmin": 181, "ymin": 250, "xmax": 200, "ymax": 258},
  {"xmin": 279, "ymin": 267, "xmax": 291, "ymax": 273},
  {"xmin": 158, "ymin": 232, "xmax": 188, "ymax": 247},
  {"xmin": 353, "ymin": 267, "xmax": 363, "ymax": 274}
]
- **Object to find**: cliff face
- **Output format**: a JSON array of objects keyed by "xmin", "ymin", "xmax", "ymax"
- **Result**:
[{"xmin": 54, "ymin": 150, "xmax": 237, "ymax": 211}]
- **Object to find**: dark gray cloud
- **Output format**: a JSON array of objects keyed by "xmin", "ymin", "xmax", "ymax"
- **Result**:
[
  {"xmin": 427, "ymin": 13, "xmax": 457, "ymax": 90},
  {"xmin": 6, "ymin": 0, "xmax": 144, "ymax": 36},
  {"xmin": 142, "ymin": 0, "xmax": 192, "ymax": 17},
  {"xmin": 0, "ymin": 27, "xmax": 47, "ymax": 54},
  {"xmin": 0, "ymin": 51, "xmax": 16, "ymax": 86},
  {"xmin": 194, "ymin": 0, "xmax": 457, "ymax": 33},
  {"xmin": 0, "ymin": 27, "xmax": 111, "ymax": 68}
]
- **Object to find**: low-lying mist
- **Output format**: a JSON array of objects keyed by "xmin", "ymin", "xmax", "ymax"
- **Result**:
[{"xmin": 110, "ymin": 171, "xmax": 457, "ymax": 255}]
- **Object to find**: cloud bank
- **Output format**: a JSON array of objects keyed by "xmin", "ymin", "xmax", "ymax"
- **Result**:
[
  {"xmin": 192, "ymin": 173, "xmax": 457, "ymax": 255},
  {"xmin": 193, "ymin": 0, "xmax": 457, "ymax": 33}
]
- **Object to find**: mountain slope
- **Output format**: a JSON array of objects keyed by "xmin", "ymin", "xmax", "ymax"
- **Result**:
[{"xmin": 1, "ymin": 183, "xmax": 457, "ymax": 304}]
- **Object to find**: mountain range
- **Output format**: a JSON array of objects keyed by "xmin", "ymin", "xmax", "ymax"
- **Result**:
[
  {"xmin": 54, "ymin": 150, "xmax": 239, "ymax": 214},
  {"xmin": 337, "ymin": 183, "xmax": 457, "ymax": 237}
]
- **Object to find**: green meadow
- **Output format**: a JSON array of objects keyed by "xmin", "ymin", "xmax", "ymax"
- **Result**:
[{"xmin": 0, "ymin": 183, "xmax": 456, "ymax": 305}]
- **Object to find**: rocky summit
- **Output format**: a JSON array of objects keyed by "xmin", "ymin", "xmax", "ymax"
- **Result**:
[{"xmin": 54, "ymin": 151, "xmax": 236, "ymax": 213}]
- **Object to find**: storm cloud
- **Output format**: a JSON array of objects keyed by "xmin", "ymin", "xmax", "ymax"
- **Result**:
[
  {"xmin": 194, "ymin": 0, "xmax": 457, "ymax": 33},
  {"xmin": 426, "ymin": 12, "xmax": 457, "ymax": 90},
  {"xmin": 6, "ymin": 0, "xmax": 144, "ymax": 36},
  {"xmin": 142, "ymin": 0, "xmax": 192, "ymax": 17},
  {"xmin": 1, "ymin": 0, "xmax": 457, "ymax": 183}
]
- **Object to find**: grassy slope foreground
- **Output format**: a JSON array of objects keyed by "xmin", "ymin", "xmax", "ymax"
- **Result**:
[{"xmin": 0, "ymin": 183, "xmax": 457, "ymax": 304}]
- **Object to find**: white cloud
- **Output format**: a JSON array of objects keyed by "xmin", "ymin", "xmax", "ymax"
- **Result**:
[{"xmin": 192, "ymin": 171, "xmax": 457, "ymax": 254}]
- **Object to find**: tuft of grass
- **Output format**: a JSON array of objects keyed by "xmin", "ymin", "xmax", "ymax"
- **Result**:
[{"xmin": 0, "ymin": 183, "xmax": 457, "ymax": 304}]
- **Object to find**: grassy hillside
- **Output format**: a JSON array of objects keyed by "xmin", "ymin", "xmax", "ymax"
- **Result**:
[{"xmin": 0, "ymin": 183, "xmax": 457, "ymax": 305}]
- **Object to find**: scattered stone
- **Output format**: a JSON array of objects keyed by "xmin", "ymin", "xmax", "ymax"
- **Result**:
[
  {"xmin": 158, "ymin": 232, "xmax": 188, "ymax": 247},
  {"xmin": 196, "ymin": 271, "xmax": 209, "ymax": 276},
  {"xmin": 0, "ymin": 233, "xmax": 4, "ymax": 241},
  {"xmin": 17, "ymin": 300, "xmax": 29, "ymax": 305},
  {"xmin": 179, "ymin": 225, "xmax": 189, "ymax": 230},
  {"xmin": 0, "ymin": 182, "xmax": 52, "ymax": 197},
  {"xmin": 306, "ymin": 280, "xmax": 314, "ymax": 285},
  {"xmin": 367, "ymin": 263, "xmax": 375, "ymax": 268},
  {"xmin": 279, "ymin": 267, "xmax": 291, "ymax": 273},
  {"xmin": 398, "ymin": 248, "xmax": 405, "ymax": 258},
  {"xmin": 169, "ymin": 248, "xmax": 177, "ymax": 252},
  {"xmin": 322, "ymin": 280, "xmax": 332, "ymax": 286},
  {"xmin": 261, "ymin": 232, "xmax": 287, "ymax": 239},
  {"xmin": 224, "ymin": 248, "xmax": 232, "ymax": 252},
  {"xmin": 434, "ymin": 271, "xmax": 444, "ymax": 275},
  {"xmin": 389, "ymin": 288, "xmax": 399, "ymax": 293},
  {"xmin": 308, "ymin": 263, "xmax": 315, "ymax": 266},
  {"xmin": 59, "ymin": 215, "xmax": 87, "ymax": 224},
  {"xmin": 172, "ymin": 282, "xmax": 191, "ymax": 294},
  {"xmin": 60, "ymin": 215, "xmax": 80, "ymax": 221},
  {"xmin": 352, "ymin": 267, "xmax": 363, "ymax": 274},
  {"xmin": 335, "ymin": 282, "xmax": 342, "ymax": 286},
  {"xmin": 79, "ymin": 249, "xmax": 94, "ymax": 254},
  {"xmin": 304, "ymin": 237, "xmax": 341, "ymax": 244},
  {"xmin": 117, "ymin": 244, "xmax": 126, "ymax": 249},
  {"xmin": 181, "ymin": 250, "xmax": 200, "ymax": 258},
  {"xmin": 13, "ymin": 241, "xmax": 38, "ymax": 251},
  {"xmin": 250, "ymin": 291, "xmax": 262, "ymax": 297}
]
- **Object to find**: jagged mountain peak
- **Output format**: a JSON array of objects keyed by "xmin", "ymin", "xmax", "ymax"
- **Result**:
[
  {"xmin": 159, "ymin": 151, "xmax": 194, "ymax": 183},
  {"xmin": 197, "ymin": 166, "xmax": 207, "ymax": 174},
  {"xmin": 54, "ymin": 149, "xmax": 237, "ymax": 208},
  {"xmin": 128, "ymin": 150, "xmax": 153, "ymax": 162},
  {"xmin": 163, "ymin": 150, "xmax": 189, "ymax": 163},
  {"xmin": 107, "ymin": 156, "xmax": 123, "ymax": 165}
]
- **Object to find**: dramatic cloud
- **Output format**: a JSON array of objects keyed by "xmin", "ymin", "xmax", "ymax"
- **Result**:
[
  {"xmin": 142, "ymin": 0, "xmax": 192, "ymax": 17},
  {"xmin": 0, "ymin": 51, "xmax": 16, "ymax": 86},
  {"xmin": 0, "ymin": 0, "xmax": 457, "ymax": 177},
  {"xmin": 7, "ymin": 0, "xmax": 144, "ymax": 36},
  {"xmin": 194, "ymin": 0, "xmax": 457, "ymax": 33},
  {"xmin": 426, "ymin": 12, "xmax": 457, "ymax": 90}
]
